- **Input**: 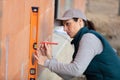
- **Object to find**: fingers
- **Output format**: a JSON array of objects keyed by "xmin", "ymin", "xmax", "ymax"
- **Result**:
[
  {"xmin": 36, "ymin": 49, "xmax": 40, "ymax": 57},
  {"xmin": 44, "ymin": 43, "xmax": 48, "ymax": 49},
  {"xmin": 38, "ymin": 44, "xmax": 46, "ymax": 56},
  {"xmin": 34, "ymin": 53, "xmax": 43, "ymax": 65},
  {"xmin": 34, "ymin": 49, "xmax": 48, "ymax": 66},
  {"xmin": 34, "ymin": 54, "xmax": 39, "ymax": 61},
  {"xmin": 34, "ymin": 50, "xmax": 40, "ymax": 61},
  {"xmin": 38, "ymin": 41, "xmax": 51, "ymax": 57}
]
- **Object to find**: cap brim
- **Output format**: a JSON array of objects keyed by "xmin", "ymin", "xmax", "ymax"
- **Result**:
[
  {"xmin": 54, "ymin": 17, "xmax": 72, "ymax": 26},
  {"xmin": 54, "ymin": 19, "xmax": 62, "ymax": 26}
]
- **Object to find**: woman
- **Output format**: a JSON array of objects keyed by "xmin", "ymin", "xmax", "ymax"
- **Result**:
[{"xmin": 34, "ymin": 9, "xmax": 120, "ymax": 80}]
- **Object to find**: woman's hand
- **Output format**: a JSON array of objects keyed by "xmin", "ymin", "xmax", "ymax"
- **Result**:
[
  {"xmin": 44, "ymin": 43, "xmax": 52, "ymax": 59},
  {"xmin": 34, "ymin": 49, "xmax": 48, "ymax": 66},
  {"xmin": 34, "ymin": 43, "xmax": 52, "ymax": 66}
]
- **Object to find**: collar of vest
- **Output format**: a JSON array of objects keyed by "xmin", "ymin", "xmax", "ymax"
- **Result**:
[{"xmin": 71, "ymin": 26, "xmax": 90, "ymax": 59}]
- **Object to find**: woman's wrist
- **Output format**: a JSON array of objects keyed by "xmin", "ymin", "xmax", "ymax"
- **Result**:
[
  {"xmin": 47, "ymin": 53, "xmax": 52, "ymax": 59},
  {"xmin": 44, "ymin": 59, "xmax": 50, "ymax": 67},
  {"xmin": 47, "ymin": 52, "xmax": 52, "ymax": 59}
]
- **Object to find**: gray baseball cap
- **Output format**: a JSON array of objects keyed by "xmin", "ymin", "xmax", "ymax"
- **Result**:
[{"xmin": 55, "ymin": 9, "xmax": 87, "ymax": 26}]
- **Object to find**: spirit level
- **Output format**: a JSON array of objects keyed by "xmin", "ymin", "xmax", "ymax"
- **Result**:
[{"xmin": 28, "ymin": 7, "xmax": 39, "ymax": 80}]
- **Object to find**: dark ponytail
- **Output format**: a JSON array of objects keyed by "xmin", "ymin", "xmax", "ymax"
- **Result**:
[
  {"xmin": 83, "ymin": 20, "xmax": 96, "ymax": 30},
  {"xmin": 73, "ymin": 18, "xmax": 96, "ymax": 30}
]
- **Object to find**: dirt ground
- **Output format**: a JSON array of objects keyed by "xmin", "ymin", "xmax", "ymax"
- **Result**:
[{"xmin": 86, "ymin": 0, "xmax": 120, "ymax": 55}]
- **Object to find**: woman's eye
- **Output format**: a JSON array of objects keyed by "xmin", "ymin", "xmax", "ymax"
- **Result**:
[{"xmin": 66, "ymin": 22, "xmax": 71, "ymax": 26}]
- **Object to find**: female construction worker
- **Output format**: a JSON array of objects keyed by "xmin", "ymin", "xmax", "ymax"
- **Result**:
[{"xmin": 34, "ymin": 9, "xmax": 120, "ymax": 80}]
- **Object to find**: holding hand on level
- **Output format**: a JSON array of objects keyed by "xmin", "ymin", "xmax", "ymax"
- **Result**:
[{"xmin": 34, "ymin": 43, "xmax": 52, "ymax": 66}]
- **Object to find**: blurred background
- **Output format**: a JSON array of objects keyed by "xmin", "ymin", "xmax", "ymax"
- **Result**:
[
  {"xmin": 86, "ymin": 0, "xmax": 120, "ymax": 55},
  {"xmin": 0, "ymin": 0, "xmax": 120, "ymax": 80}
]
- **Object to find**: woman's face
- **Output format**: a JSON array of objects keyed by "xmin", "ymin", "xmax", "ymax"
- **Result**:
[{"xmin": 63, "ymin": 18, "xmax": 83, "ymax": 38}]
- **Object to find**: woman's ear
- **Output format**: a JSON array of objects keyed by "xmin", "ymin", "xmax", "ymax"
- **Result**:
[
  {"xmin": 78, "ymin": 18, "xmax": 82, "ymax": 22},
  {"xmin": 78, "ymin": 18, "xmax": 84, "ymax": 27},
  {"xmin": 78, "ymin": 18, "xmax": 82, "ymax": 25}
]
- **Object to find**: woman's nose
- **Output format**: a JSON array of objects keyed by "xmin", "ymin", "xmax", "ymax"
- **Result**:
[{"xmin": 63, "ymin": 25, "xmax": 67, "ymax": 32}]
